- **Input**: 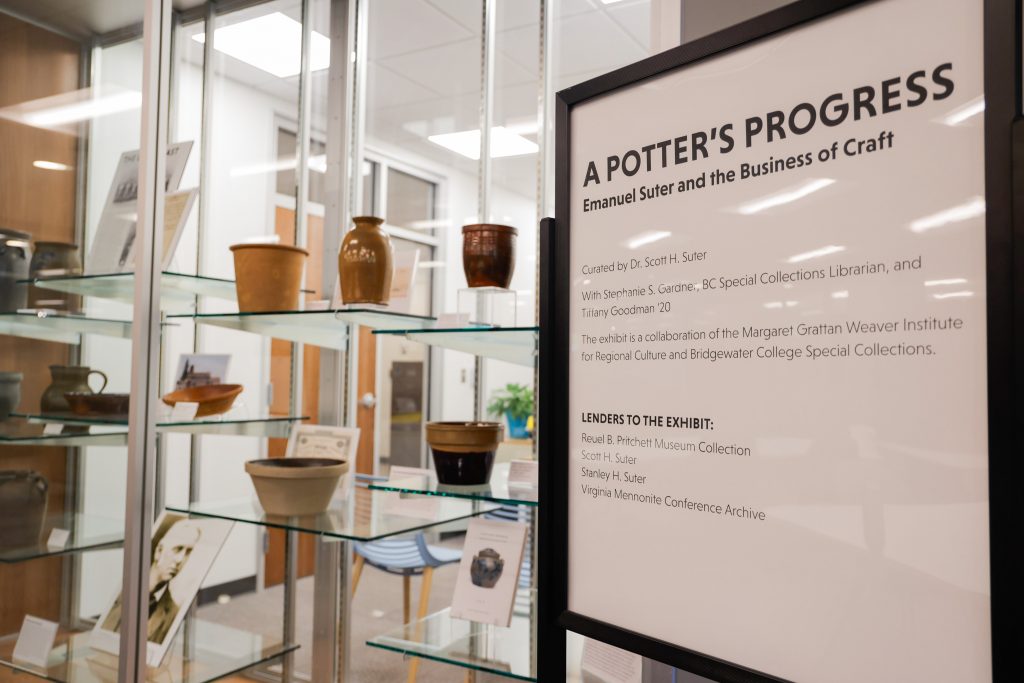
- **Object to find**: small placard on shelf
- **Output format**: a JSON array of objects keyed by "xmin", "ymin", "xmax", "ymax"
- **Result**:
[{"xmin": 12, "ymin": 615, "xmax": 58, "ymax": 668}]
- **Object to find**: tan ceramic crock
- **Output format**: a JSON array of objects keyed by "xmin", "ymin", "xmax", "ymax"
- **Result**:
[
  {"xmin": 230, "ymin": 243, "xmax": 308, "ymax": 312},
  {"xmin": 245, "ymin": 457, "xmax": 348, "ymax": 516}
]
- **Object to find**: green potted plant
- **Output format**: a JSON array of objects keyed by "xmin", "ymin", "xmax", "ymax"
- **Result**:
[{"xmin": 487, "ymin": 383, "xmax": 534, "ymax": 439}]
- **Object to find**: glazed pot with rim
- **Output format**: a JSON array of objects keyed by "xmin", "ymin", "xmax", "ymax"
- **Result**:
[
  {"xmin": 230, "ymin": 243, "xmax": 308, "ymax": 313},
  {"xmin": 425, "ymin": 421, "xmax": 504, "ymax": 485},
  {"xmin": 462, "ymin": 224, "xmax": 517, "ymax": 289},
  {"xmin": 245, "ymin": 457, "xmax": 348, "ymax": 516},
  {"xmin": 0, "ymin": 372, "xmax": 22, "ymax": 421},
  {"xmin": 0, "ymin": 228, "xmax": 32, "ymax": 312},
  {"xmin": 41, "ymin": 365, "xmax": 108, "ymax": 413},
  {"xmin": 339, "ymin": 216, "xmax": 394, "ymax": 305},
  {"xmin": 29, "ymin": 241, "xmax": 82, "ymax": 310}
]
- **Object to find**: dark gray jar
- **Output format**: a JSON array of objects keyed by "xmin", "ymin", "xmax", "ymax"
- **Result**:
[
  {"xmin": 0, "ymin": 228, "xmax": 32, "ymax": 312},
  {"xmin": 0, "ymin": 372, "xmax": 21, "ymax": 420}
]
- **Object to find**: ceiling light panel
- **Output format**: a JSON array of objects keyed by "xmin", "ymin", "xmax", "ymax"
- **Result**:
[
  {"xmin": 428, "ymin": 127, "xmax": 538, "ymax": 160},
  {"xmin": 193, "ymin": 12, "xmax": 330, "ymax": 78}
]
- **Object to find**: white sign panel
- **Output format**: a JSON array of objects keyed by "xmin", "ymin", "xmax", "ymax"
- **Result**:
[{"xmin": 567, "ymin": 1, "xmax": 989, "ymax": 682}]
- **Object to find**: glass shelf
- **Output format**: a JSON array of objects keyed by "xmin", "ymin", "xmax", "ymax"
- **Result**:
[
  {"xmin": 23, "ymin": 271, "xmax": 239, "ymax": 313},
  {"xmin": 167, "ymin": 488, "xmax": 497, "ymax": 542},
  {"xmin": 12, "ymin": 413, "xmax": 307, "ymax": 438},
  {"xmin": 0, "ymin": 312, "xmax": 132, "ymax": 344},
  {"xmin": 369, "ymin": 463, "xmax": 537, "ymax": 507},
  {"xmin": 375, "ymin": 327, "xmax": 539, "ymax": 366},
  {"xmin": 0, "ymin": 617, "xmax": 296, "ymax": 683},
  {"xmin": 367, "ymin": 594, "xmax": 535, "ymax": 681},
  {"xmin": 0, "ymin": 421, "xmax": 128, "ymax": 447},
  {"xmin": 0, "ymin": 512, "xmax": 124, "ymax": 564},
  {"xmin": 167, "ymin": 308, "xmax": 437, "ymax": 350}
]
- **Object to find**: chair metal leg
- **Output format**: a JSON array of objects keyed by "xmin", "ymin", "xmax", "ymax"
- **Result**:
[
  {"xmin": 407, "ymin": 566, "xmax": 434, "ymax": 683},
  {"xmin": 403, "ymin": 575, "xmax": 411, "ymax": 624},
  {"xmin": 351, "ymin": 554, "xmax": 365, "ymax": 597}
]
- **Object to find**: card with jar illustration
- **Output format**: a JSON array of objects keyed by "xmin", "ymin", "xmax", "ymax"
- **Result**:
[{"xmin": 450, "ymin": 517, "xmax": 527, "ymax": 627}]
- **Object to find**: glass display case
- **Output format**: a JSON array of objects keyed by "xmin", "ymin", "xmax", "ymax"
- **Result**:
[{"xmin": 0, "ymin": 0, "xmax": 733, "ymax": 681}]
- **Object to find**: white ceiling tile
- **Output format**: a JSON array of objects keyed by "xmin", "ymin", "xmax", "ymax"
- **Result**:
[
  {"xmin": 498, "ymin": 0, "xmax": 540, "ymax": 30},
  {"xmin": 554, "ymin": 11, "xmax": 647, "ymax": 82},
  {"xmin": 424, "ymin": 0, "xmax": 483, "ymax": 33},
  {"xmin": 606, "ymin": 2, "xmax": 650, "ymax": 50},
  {"xmin": 380, "ymin": 38, "xmax": 534, "ymax": 97},
  {"xmin": 366, "ymin": 63, "xmax": 441, "ymax": 110},
  {"xmin": 497, "ymin": 24, "xmax": 540, "ymax": 73},
  {"xmin": 368, "ymin": 0, "xmax": 474, "ymax": 60}
]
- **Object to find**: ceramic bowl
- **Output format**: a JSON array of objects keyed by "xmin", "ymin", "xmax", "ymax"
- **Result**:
[
  {"xmin": 161, "ymin": 383, "xmax": 243, "ymax": 417},
  {"xmin": 64, "ymin": 392, "xmax": 130, "ymax": 417},
  {"xmin": 245, "ymin": 457, "xmax": 348, "ymax": 516}
]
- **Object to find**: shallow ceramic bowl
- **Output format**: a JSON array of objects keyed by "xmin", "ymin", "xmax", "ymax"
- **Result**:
[
  {"xmin": 64, "ymin": 392, "xmax": 130, "ymax": 416},
  {"xmin": 161, "ymin": 383, "xmax": 243, "ymax": 418},
  {"xmin": 245, "ymin": 457, "xmax": 348, "ymax": 516}
]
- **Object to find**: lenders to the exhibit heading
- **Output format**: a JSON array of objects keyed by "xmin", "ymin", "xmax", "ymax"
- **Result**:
[{"xmin": 566, "ymin": 0, "xmax": 991, "ymax": 681}]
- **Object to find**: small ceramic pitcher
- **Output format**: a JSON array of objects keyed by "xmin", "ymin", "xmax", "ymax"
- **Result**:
[{"xmin": 41, "ymin": 365, "xmax": 107, "ymax": 413}]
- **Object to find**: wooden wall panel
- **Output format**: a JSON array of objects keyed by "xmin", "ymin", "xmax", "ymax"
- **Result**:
[{"xmin": 0, "ymin": 13, "xmax": 81, "ymax": 635}]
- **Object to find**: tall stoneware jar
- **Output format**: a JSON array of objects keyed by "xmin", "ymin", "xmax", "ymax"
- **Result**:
[
  {"xmin": 462, "ymin": 224, "xmax": 516, "ymax": 288},
  {"xmin": 0, "ymin": 228, "xmax": 32, "ymax": 312},
  {"xmin": 339, "ymin": 216, "xmax": 393, "ymax": 305}
]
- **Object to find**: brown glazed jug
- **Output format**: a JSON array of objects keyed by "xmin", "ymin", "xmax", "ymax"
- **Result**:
[
  {"xmin": 339, "ymin": 216, "xmax": 393, "ymax": 305},
  {"xmin": 462, "ymin": 224, "xmax": 517, "ymax": 288},
  {"xmin": 41, "ymin": 365, "xmax": 108, "ymax": 413}
]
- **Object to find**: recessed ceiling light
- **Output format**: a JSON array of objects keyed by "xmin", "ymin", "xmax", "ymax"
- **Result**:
[
  {"xmin": 428, "ymin": 127, "xmax": 538, "ymax": 160},
  {"xmin": 193, "ymin": 12, "xmax": 330, "ymax": 78},
  {"xmin": 33, "ymin": 160, "xmax": 73, "ymax": 171}
]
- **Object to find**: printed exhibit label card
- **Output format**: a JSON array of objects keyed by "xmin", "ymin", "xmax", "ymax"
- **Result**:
[
  {"xmin": 450, "ymin": 517, "xmax": 528, "ymax": 627},
  {"xmin": 13, "ymin": 615, "xmax": 58, "ymax": 668}
]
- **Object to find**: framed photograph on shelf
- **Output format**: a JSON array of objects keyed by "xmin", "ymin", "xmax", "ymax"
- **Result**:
[
  {"xmin": 285, "ymin": 424, "xmax": 360, "ymax": 461},
  {"xmin": 91, "ymin": 511, "xmax": 233, "ymax": 667},
  {"xmin": 172, "ymin": 354, "xmax": 230, "ymax": 390}
]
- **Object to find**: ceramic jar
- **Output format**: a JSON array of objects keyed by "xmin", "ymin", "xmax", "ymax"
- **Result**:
[
  {"xmin": 470, "ymin": 548, "xmax": 505, "ymax": 588},
  {"xmin": 0, "ymin": 372, "xmax": 22, "ymax": 421},
  {"xmin": 230, "ymin": 243, "xmax": 308, "ymax": 313},
  {"xmin": 0, "ymin": 470, "xmax": 48, "ymax": 548},
  {"xmin": 462, "ymin": 224, "xmax": 517, "ymax": 289},
  {"xmin": 29, "ymin": 241, "xmax": 82, "ymax": 310},
  {"xmin": 425, "ymin": 421, "xmax": 503, "ymax": 485},
  {"xmin": 339, "ymin": 216, "xmax": 394, "ymax": 305},
  {"xmin": 0, "ymin": 228, "xmax": 32, "ymax": 312},
  {"xmin": 41, "ymin": 365, "xmax": 108, "ymax": 413}
]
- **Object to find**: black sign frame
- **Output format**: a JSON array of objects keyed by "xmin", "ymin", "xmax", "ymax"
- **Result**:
[{"xmin": 538, "ymin": 1, "xmax": 1022, "ymax": 681}]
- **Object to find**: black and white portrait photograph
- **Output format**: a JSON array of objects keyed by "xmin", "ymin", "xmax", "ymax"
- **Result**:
[{"xmin": 92, "ymin": 512, "xmax": 232, "ymax": 666}]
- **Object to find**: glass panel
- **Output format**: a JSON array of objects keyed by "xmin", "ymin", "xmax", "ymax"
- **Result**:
[
  {"xmin": 0, "ymin": 2, "xmax": 149, "ymax": 680},
  {"xmin": 367, "ymin": 593, "xmax": 536, "ymax": 681},
  {"xmin": 370, "ymin": 462, "xmax": 538, "ymax": 507},
  {"xmin": 385, "ymin": 167, "xmax": 436, "ymax": 230},
  {"xmin": 0, "ymin": 617, "xmax": 295, "ymax": 683},
  {"xmin": 376, "ymin": 327, "xmax": 539, "ymax": 367},
  {"xmin": 168, "ymin": 487, "xmax": 497, "ymax": 542}
]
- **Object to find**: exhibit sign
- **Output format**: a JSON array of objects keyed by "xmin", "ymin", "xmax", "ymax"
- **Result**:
[{"xmin": 546, "ymin": 0, "xmax": 1018, "ymax": 681}]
